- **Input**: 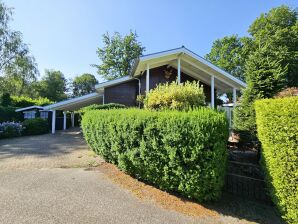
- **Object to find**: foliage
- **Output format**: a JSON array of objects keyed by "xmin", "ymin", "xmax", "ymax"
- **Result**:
[
  {"xmin": 93, "ymin": 31, "xmax": 145, "ymax": 80},
  {"xmin": 79, "ymin": 103, "xmax": 126, "ymax": 115},
  {"xmin": 71, "ymin": 73, "xmax": 98, "ymax": 97},
  {"xmin": 144, "ymin": 81, "xmax": 205, "ymax": 111},
  {"xmin": 275, "ymin": 87, "xmax": 298, "ymax": 98},
  {"xmin": 82, "ymin": 108, "xmax": 229, "ymax": 201},
  {"xmin": 233, "ymin": 6, "xmax": 297, "ymax": 141},
  {"xmin": 0, "ymin": 106, "xmax": 22, "ymax": 122},
  {"xmin": 0, "ymin": 121, "xmax": 22, "ymax": 139},
  {"xmin": 10, "ymin": 96, "xmax": 53, "ymax": 107},
  {"xmin": 22, "ymin": 118, "xmax": 49, "ymax": 135},
  {"xmin": 35, "ymin": 69, "xmax": 68, "ymax": 101},
  {"xmin": 0, "ymin": 2, "xmax": 38, "ymax": 97},
  {"xmin": 255, "ymin": 97, "xmax": 298, "ymax": 223},
  {"xmin": 1, "ymin": 93, "xmax": 11, "ymax": 106},
  {"xmin": 205, "ymin": 35, "xmax": 253, "ymax": 81}
]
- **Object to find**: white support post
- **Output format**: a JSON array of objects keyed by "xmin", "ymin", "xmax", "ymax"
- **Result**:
[
  {"xmin": 63, "ymin": 111, "xmax": 67, "ymax": 130},
  {"xmin": 233, "ymin": 88, "xmax": 237, "ymax": 108},
  {"xmin": 71, "ymin": 112, "xmax": 75, "ymax": 128},
  {"xmin": 51, "ymin": 110, "xmax": 56, "ymax": 134},
  {"xmin": 211, "ymin": 75, "xmax": 215, "ymax": 109},
  {"xmin": 146, "ymin": 64, "xmax": 150, "ymax": 94},
  {"xmin": 177, "ymin": 57, "xmax": 181, "ymax": 84},
  {"xmin": 102, "ymin": 93, "xmax": 105, "ymax": 104}
]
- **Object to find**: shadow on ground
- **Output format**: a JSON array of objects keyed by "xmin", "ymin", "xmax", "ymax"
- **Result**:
[{"xmin": 0, "ymin": 128, "xmax": 86, "ymax": 160}]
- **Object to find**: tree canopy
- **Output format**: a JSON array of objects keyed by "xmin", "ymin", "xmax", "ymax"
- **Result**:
[
  {"xmin": 71, "ymin": 73, "xmax": 98, "ymax": 97},
  {"xmin": 93, "ymin": 31, "xmax": 145, "ymax": 80},
  {"xmin": 36, "ymin": 70, "xmax": 68, "ymax": 102}
]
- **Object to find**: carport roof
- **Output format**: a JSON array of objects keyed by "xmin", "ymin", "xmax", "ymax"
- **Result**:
[{"xmin": 43, "ymin": 92, "xmax": 103, "ymax": 111}]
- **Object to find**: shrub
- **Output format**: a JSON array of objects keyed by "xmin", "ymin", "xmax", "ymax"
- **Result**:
[
  {"xmin": 1, "ymin": 93, "xmax": 12, "ymax": 106},
  {"xmin": 255, "ymin": 97, "xmax": 298, "ymax": 223},
  {"xmin": 11, "ymin": 96, "xmax": 53, "ymax": 107},
  {"xmin": 82, "ymin": 108, "xmax": 229, "ymax": 201},
  {"xmin": 144, "ymin": 81, "xmax": 205, "ymax": 110},
  {"xmin": 79, "ymin": 103, "xmax": 126, "ymax": 115},
  {"xmin": 0, "ymin": 122, "xmax": 22, "ymax": 139},
  {"xmin": 0, "ymin": 106, "xmax": 22, "ymax": 122},
  {"xmin": 22, "ymin": 118, "xmax": 49, "ymax": 135}
]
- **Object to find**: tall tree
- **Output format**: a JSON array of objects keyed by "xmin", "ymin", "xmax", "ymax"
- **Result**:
[
  {"xmin": 205, "ymin": 35, "xmax": 253, "ymax": 81},
  {"xmin": 72, "ymin": 73, "xmax": 98, "ymax": 97},
  {"xmin": 36, "ymin": 70, "xmax": 67, "ymax": 102},
  {"xmin": 93, "ymin": 31, "xmax": 145, "ymax": 80},
  {"xmin": 0, "ymin": 1, "xmax": 39, "ymax": 97},
  {"xmin": 234, "ymin": 5, "xmax": 297, "ymax": 140}
]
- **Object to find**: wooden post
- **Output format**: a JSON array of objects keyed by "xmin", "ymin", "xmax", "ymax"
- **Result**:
[
  {"xmin": 146, "ymin": 64, "xmax": 150, "ymax": 93},
  {"xmin": 63, "ymin": 111, "xmax": 67, "ymax": 130},
  {"xmin": 211, "ymin": 75, "xmax": 215, "ymax": 108},
  {"xmin": 177, "ymin": 57, "xmax": 181, "ymax": 83}
]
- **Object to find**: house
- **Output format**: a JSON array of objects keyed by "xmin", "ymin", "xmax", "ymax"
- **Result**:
[
  {"xmin": 15, "ymin": 106, "xmax": 47, "ymax": 119},
  {"xmin": 39, "ymin": 46, "xmax": 246, "ymax": 133}
]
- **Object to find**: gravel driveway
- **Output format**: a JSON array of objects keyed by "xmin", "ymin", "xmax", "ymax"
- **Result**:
[{"xmin": 0, "ymin": 129, "xmax": 281, "ymax": 224}]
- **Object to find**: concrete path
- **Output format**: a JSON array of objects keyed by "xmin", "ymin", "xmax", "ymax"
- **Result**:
[{"xmin": 0, "ymin": 129, "xmax": 281, "ymax": 224}]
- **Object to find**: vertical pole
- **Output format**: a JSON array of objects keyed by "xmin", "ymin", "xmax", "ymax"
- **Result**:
[
  {"xmin": 102, "ymin": 92, "xmax": 105, "ymax": 105},
  {"xmin": 146, "ymin": 64, "xmax": 150, "ymax": 94},
  {"xmin": 211, "ymin": 75, "xmax": 215, "ymax": 109},
  {"xmin": 233, "ymin": 88, "xmax": 237, "ymax": 108},
  {"xmin": 71, "ymin": 112, "xmax": 75, "ymax": 128},
  {"xmin": 177, "ymin": 57, "xmax": 181, "ymax": 84},
  {"xmin": 63, "ymin": 111, "xmax": 67, "ymax": 130},
  {"xmin": 51, "ymin": 110, "xmax": 56, "ymax": 134}
]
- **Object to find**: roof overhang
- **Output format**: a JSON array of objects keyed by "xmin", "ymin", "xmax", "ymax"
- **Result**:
[
  {"xmin": 15, "ymin": 106, "xmax": 44, "ymax": 112},
  {"xmin": 43, "ymin": 92, "xmax": 103, "ymax": 111},
  {"xmin": 132, "ymin": 46, "xmax": 247, "ymax": 91},
  {"xmin": 95, "ymin": 76, "xmax": 134, "ymax": 90}
]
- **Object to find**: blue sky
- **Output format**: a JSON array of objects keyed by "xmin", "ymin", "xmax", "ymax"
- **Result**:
[{"xmin": 8, "ymin": 0, "xmax": 297, "ymax": 82}]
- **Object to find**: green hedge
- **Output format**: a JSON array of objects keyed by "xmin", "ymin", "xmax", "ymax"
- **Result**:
[
  {"xmin": 82, "ymin": 108, "xmax": 229, "ymax": 201},
  {"xmin": 22, "ymin": 118, "xmax": 49, "ymax": 135},
  {"xmin": 255, "ymin": 97, "xmax": 298, "ymax": 223},
  {"xmin": 79, "ymin": 103, "xmax": 126, "ymax": 115},
  {"xmin": 0, "ymin": 106, "xmax": 22, "ymax": 122},
  {"xmin": 11, "ymin": 96, "xmax": 53, "ymax": 107}
]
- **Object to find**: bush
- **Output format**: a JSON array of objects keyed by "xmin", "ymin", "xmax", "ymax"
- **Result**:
[
  {"xmin": 144, "ymin": 81, "xmax": 205, "ymax": 110},
  {"xmin": 79, "ymin": 103, "xmax": 126, "ymax": 115},
  {"xmin": 1, "ymin": 93, "xmax": 12, "ymax": 106},
  {"xmin": 255, "ymin": 97, "xmax": 298, "ymax": 223},
  {"xmin": 11, "ymin": 96, "xmax": 53, "ymax": 107},
  {"xmin": 0, "ymin": 106, "xmax": 22, "ymax": 122},
  {"xmin": 82, "ymin": 108, "xmax": 229, "ymax": 201},
  {"xmin": 0, "ymin": 122, "xmax": 22, "ymax": 139},
  {"xmin": 22, "ymin": 118, "xmax": 49, "ymax": 135}
]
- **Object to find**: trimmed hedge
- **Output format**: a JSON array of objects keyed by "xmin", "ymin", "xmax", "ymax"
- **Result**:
[
  {"xmin": 0, "ymin": 106, "xmax": 22, "ymax": 122},
  {"xmin": 11, "ymin": 96, "xmax": 53, "ymax": 107},
  {"xmin": 22, "ymin": 118, "xmax": 49, "ymax": 135},
  {"xmin": 82, "ymin": 108, "xmax": 229, "ymax": 201},
  {"xmin": 79, "ymin": 103, "xmax": 126, "ymax": 115},
  {"xmin": 255, "ymin": 97, "xmax": 298, "ymax": 223}
]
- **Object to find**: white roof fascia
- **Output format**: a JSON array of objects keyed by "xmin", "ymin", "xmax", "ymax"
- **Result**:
[
  {"xmin": 133, "ymin": 47, "xmax": 247, "ymax": 89},
  {"xmin": 15, "ymin": 106, "xmax": 44, "ymax": 112},
  {"xmin": 95, "ymin": 76, "xmax": 134, "ymax": 90},
  {"xmin": 43, "ymin": 93, "xmax": 102, "ymax": 110}
]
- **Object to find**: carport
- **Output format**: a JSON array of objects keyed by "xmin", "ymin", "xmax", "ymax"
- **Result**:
[{"xmin": 43, "ymin": 92, "xmax": 103, "ymax": 134}]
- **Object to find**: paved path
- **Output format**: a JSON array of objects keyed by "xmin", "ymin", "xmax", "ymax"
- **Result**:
[{"xmin": 0, "ymin": 129, "xmax": 281, "ymax": 224}]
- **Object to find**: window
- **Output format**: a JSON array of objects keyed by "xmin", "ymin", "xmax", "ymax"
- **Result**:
[
  {"xmin": 40, "ymin": 111, "xmax": 48, "ymax": 119},
  {"xmin": 23, "ymin": 111, "xmax": 36, "ymax": 119}
]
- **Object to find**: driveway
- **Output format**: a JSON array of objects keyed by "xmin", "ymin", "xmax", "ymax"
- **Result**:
[{"xmin": 0, "ymin": 129, "xmax": 281, "ymax": 224}]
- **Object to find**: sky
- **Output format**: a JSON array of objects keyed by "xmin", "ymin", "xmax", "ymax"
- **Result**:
[{"xmin": 7, "ymin": 0, "xmax": 297, "ymax": 82}]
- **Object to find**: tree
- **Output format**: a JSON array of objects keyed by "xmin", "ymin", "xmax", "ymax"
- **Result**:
[
  {"xmin": 0, "ymin": 2, "xmax": 30, "ymax": 73},
  {"xmin": 72, "ymin": 73, "xmax": 98, "ymax": 97},
  {"xmin": 0, "ymin": 1, "xmax": 39, "ymax": 97},
  {"xmin": 93, "ymin": 31, "xmax": 145, "ymax": 80},
  {"xmin": 248, "ymin": 5, "xmax": 298, "ymax": 87},
  {"xmin": 1, "ymin": 92, "xmax": 11, "ymax": 106},
  {"xmin": 36, "ymin": 70, "xmax": 67, "ymax": 102},
  {"xmin": 205, "ymin": 35, "xmax": 253, "ymax": 81}
]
